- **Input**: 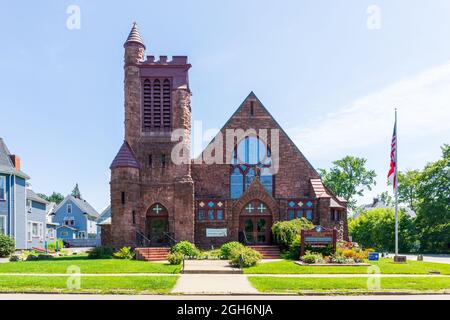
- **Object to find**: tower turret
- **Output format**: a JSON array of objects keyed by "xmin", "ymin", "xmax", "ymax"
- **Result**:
[{"xmin": 124, "ymin": 22, "xmax": 146, "ymax": 151}]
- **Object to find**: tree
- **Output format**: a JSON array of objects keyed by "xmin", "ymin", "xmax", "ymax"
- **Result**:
[
  {"xmin": 349, "ymin": 208, "xmax": 417, "ymax": 252},
  {"xmin": 318, "ymin": 156, "xmax": 377, "ymax": 211},
  {"xmin": 71, "ymin": 183, "xmax": 82, "ymax": 199},
  {"xmin": 377, "ymin": 191, "xmax": 393, "ymax": 207},
  {"xmin": 37, "ymin": 192, "xmax": 65, "ymax": 204},
  {"xmin": 397, "ymin": 169, "xmax": 421, "ymax": 211},
  {"xmin": 414, "ymin": 144, "xmax": 450, "ymax": 253}
]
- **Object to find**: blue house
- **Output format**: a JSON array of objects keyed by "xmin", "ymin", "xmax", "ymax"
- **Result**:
[
  {"xmin": 0, "ymin": 138, "xmax": 49, "ymax": 249},
  {"xmin": 53, "ymin": 193, "xmax": 99, "ymax": 240},
  {"xmin": 25, "ymin": 188, "xmax": 49, "ymax": 248}
]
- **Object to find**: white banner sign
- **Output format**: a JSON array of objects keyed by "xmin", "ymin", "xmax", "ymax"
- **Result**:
[{"xmin": 206, "ymin": 228, "xmax": 227, "ymax": 237}]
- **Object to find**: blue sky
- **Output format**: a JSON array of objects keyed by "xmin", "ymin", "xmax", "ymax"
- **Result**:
[{"xmin": 1, "ymin": 1, "xmax": 449, "ymax": 211}]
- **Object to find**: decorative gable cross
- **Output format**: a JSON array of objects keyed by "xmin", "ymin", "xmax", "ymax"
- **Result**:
[
  {"xmin": 257, "ymin": 203, "xmax": 266, "ymax": 213},
  {"xmin": 245, "ymin": 203, "xmax": 254, "ymax": 213},
  {"xmin": 152, "ymin": 204, "xmax": 163, "ymax": 214}
]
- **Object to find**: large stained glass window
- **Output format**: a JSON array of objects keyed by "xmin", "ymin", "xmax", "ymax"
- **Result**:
[{"xmin": 230, "ymin": 136, "xmax": 273, "ymax": 199}]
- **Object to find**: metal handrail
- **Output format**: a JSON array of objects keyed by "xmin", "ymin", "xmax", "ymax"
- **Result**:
[
  {"xmin": 162, "ymin": 232, "xmax": 177, "ymax": 246},
  {"xmin": 136, "ymin": 230, "xmax": 153, "ymax": 247}
]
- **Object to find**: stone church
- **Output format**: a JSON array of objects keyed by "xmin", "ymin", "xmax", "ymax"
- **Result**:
[{"xmin": 104, "ymin": 23, "xmax": 348, "ymax": 249}]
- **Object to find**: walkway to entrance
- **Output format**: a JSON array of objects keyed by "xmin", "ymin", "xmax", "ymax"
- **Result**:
[
  {"xmin": 182, "ymin": 260, "xmax": 241, "ymax": 274},
  {"xmin": 172, "ymin": 274, "xmax": 258, "ymax": 294}
]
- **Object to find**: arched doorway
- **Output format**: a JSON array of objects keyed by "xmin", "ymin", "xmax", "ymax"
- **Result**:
[
  {"xmin": 146, "ymin": 203, "xmax": 169, "ymax": 246},
  {"xmin": 239, "ymin": 200, "xmax": 272, "ymax": 245}
]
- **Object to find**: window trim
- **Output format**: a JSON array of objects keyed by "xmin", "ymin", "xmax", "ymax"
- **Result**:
[
  {"xmin": 0, "ymin": 176, "xmax": 6, "ymax": 201},
  {"xmin": 67, "ymin": 203, "xmax": 72, "ymax": 214},
  {"xmin": 0, "ymin": 215, "xmax": 6, "ymax": 235}
]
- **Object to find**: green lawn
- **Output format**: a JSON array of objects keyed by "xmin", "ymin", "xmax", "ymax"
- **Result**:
[
  {"xmin": 244, "ymin": 259, "xmax": 450, "ymax": 275},
  {"xmin": 0, "ymin": 256, "xmax": 181, "ymax": 274},
  {"xmin": 248, "ymin": 276, "xmax": 450, "ymax": 293},
  {"xmin": 0, "ymin": 275, "xmax": 178, "ymax": 294}
]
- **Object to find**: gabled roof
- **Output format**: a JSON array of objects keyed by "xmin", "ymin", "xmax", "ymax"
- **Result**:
[
  {"xmin": 53, "ymin": 195, "xmax": 99, "ymax": 219},
  {"xmin": 195, "ymin": 92, "xmax": 321, "ymax": 178},
  {"xmin": 46, "ymin": 202, "xmax": 57, "ymax": 215},
  {"xmin": 310, "ymin": 178, "xmax": 347, "ymax": 209},
  {"xmin": 97, "ymin": 205, "xmax": 111, "ymax": 225},
  {"xmin": 26, "ymin": 189, "xmax": 49, "ymax": 204},
  {"xmin": 0, "ymin": 138, "xmax": 30, "ymax": 179},
  {"xmin": 310, "ymin": 179, "xmax": 331, "ymax": 198},
  {"xmin": 56, "ymin": 225, "xmax": 79, "ymax": 231},
  {"xmin": 110, "ymin": 141, "xmax": 140, "ymax": 169}
]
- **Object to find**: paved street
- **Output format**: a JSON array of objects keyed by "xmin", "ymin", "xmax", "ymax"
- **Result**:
[{"xmin": 387, "ymin": 254, "xmax": 450, "ymax": 264}]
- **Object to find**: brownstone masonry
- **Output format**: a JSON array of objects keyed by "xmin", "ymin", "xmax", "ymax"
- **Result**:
[{"xmin": 105, "ymin": 23, "xmax": 348, "ymax": 249}]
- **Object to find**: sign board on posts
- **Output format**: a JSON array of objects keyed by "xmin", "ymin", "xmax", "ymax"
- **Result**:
[{"xmin": 300, "ymin": 226, "xmax": 337, "ymax": 257}]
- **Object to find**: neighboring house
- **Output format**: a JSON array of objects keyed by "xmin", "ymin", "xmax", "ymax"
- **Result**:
[
  {"xmin": 45, "ymin": 201, "xmax": 58, "ymax": 241},
  {"xmin": 97, "ymin": 205, "xmax": 111, "ymax": 245},
  {"xmin": 0, "ymin": 137, "xmax": 51, "ymax": 249},
  {"xmin": 26, "ymin": 188, "xmax": 49, "ymax": 248},
  {"xmin": 53, "ymin": 195, "xmax": 99, "ymax": 240},
  {"xmin": 355, "ymin": 197, "xmax": 416, "ymax": 219}
]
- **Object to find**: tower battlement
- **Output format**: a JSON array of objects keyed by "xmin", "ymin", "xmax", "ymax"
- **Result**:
[{"xmin": 143, "ymin": 55, "xmax": 189, "ymax": 66}]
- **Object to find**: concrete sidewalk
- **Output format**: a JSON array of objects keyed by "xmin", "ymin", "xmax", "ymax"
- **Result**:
[
  {"xmin": 0, "ymin": 273, "xmax": 448, "ymax": 277},
  {"xmin": 172, "ymin": 274, "xmax": 259, "ymax": 294}
]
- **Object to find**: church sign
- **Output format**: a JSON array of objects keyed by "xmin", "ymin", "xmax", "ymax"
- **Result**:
[
  {"xmin": 300, "ymin": 226, "xmax": 337, "ymax": 256},
  {"xmin": 206, "ymin": 228, "xmax": 227, "ymax": 237}
]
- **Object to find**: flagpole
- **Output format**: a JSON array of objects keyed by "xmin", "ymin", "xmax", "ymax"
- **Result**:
[{"xmin": 394, "ymin": 108, "xmax": 398, "ymax": 257}]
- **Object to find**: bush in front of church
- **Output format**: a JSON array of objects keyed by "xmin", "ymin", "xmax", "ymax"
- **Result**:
[
  {"xmin": 272, "ymin": 218, "xmax": 314, "ymax": 249},
  {"xmin": 229, "ymin": 247, "xmax": 262, "ymax": 268},
  {"xmin": 171, "ymin": 241, "xmax": 199, "ymax": 258},
  {"xmin": 88, "ymin": 246, "xmax": 113, "ymax": 259},
  {"xmin": 220, "ymin": 241, "xmax": 245, "ymax": 259},
  {"xmin": 167, "ymin": 252, "xmax": 184, "ymax": 265}
]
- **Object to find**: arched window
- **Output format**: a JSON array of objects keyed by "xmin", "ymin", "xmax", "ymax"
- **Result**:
[
  {"xmin": 230, "ymin": 136, "xmax": 273, "ymax": 199},
  {"xmin": 142, "ymin": 78, "xmax": 172, "ymax": 131}
]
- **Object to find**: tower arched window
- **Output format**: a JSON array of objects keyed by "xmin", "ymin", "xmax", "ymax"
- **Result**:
[
  {"xmin": 142, "ymin": 78, "xmax": 172, "ymax": 131},
  {"xmin": 230, "ymin": 136, "xmax": 273, "ymax": 199}
]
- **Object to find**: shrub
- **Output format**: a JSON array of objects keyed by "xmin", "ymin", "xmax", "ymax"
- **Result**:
[
  {"xmin": 88, "ymin": 246, "xmax": 113, "ymax": 259},
  {"xmin": 305, "ymin": 244, "xmax": 334, "ymax": 256},
  {"xmin": 167, "ymin": 252, "xmax": 183, "ymax": 265},
  {"xmin": 171, "ymin": 241, "xmax": 199, "ymax": 258},
  {"xmin": 272, "ymin": 218, "xmax": 314, "ymax": 249},
  {"xmin": 113, "ymin": 247, "xmax": 135, "ymax": 259},
  {"xmin": 21, "ymin": 250, "xmax": 39, "ymax": 261},
  {"xmin": 220, "ymin": 242, "xmax": 244, "ymax": 259},
  {"xmin": 9, "ymin": 254, "xmax": 21, "ymax": 262},
  {"xmin": 47, "ymin": 239, "xmax": 64, "ymax": 252},
  {"xmin": 330, "ymin": 252, "xmax": 348, "ymax": 264},
  {"xmin": 0, "ymin": 235, "xmax": 15, "ymax": 257},
  {"xmin": 197, "ymin": 249, "xmax": 221, "ymax": 260},
  {"xmin": 229, "ymin": 247, "xmax": 262, "ymax": 268},
  {"xmin": 281, "ymin": 235, "xmax": 301, "ymax": 260},
  {"xmin": 301, "ymin": 251, "xmax": 323, "ymax": 264}
]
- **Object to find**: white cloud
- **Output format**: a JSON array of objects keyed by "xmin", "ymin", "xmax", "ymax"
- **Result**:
[
  {"xmin": 289, "ymin": 62, "xmax": 450, "ymax": 159},
  {"xmin": 288, "ymin": 62, "xmax": 450, "ymax": 205}
]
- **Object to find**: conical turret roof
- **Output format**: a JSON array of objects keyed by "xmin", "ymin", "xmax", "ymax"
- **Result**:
[
  {"xmin": 110, "ymin": 141, "xmax": 140, "ymax": 169},
  {"xmin": 124, "ymin": 22, "xmax": 145, "ymax": 48}
]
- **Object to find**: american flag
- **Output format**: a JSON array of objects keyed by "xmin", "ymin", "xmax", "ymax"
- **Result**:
[{"xmin": 388, "ymin": 113, "xmax": 397, "ymax": 191}]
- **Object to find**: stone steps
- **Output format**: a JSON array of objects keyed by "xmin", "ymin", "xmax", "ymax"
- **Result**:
[
  {"xmin": 248, "ymin": 245, "xmax": 282, "ymax": 259},
  {"xmin": 135, "ymin": 247, "xmax": 170, "ymax": 261}
]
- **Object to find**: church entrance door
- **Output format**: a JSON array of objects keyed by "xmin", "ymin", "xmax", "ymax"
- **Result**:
[
  {"xmin": 239, "ymin": 200, "xmax": 272, "ymax": 245},
  {"xmin": 146, "ymin": 204, "xmax": 169, "ymax": 246}
]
